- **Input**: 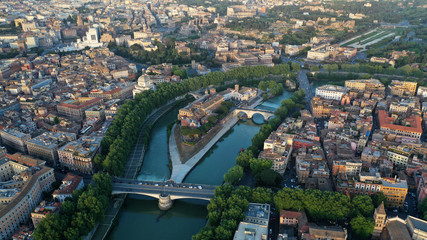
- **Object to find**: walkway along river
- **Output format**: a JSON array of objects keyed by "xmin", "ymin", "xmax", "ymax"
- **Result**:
[{"xmin": 107, "ymin": 90, "xmax": 293, "ymax": 240}]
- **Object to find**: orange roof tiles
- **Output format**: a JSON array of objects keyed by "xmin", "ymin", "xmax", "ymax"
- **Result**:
[{"xmin": 378, "ymin": 110, "xmax": 422, "ymax": 134}]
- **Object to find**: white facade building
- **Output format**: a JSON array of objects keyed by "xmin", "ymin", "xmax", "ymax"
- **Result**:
[{"xmin": 315, "ymin": 84, "xmax": 347, "ymax": 100}]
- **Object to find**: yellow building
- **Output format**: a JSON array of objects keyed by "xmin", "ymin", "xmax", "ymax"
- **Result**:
[
  {"xmin": 345, "ymin": 79, "xmax": 385, "ymax": 91},
  {"xmin": 381, "ymin": 178, "xmax": 408, "ymax": 207},
  {"xmin": 388, "ymin": 80, "xmax": 418, "ymax": 96}
]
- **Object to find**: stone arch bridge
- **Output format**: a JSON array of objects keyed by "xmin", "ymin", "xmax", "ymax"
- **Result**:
[{"xmin": 233, "ymin": 108, "xmax": 275, "ymax": 120}]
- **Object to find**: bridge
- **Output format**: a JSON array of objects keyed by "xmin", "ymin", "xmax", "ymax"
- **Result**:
[
  {"xmin": 233, "ymin": 108, "xmax": 275, "ymax": 120},
  {"xmin": 112, "ymin": 179, "xmax": 217, "ymax": 210}
]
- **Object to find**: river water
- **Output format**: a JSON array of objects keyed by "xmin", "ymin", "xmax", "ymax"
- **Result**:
[{"xmin": 108, "ymin": 90, "xmax": 293, "ymax": 240}]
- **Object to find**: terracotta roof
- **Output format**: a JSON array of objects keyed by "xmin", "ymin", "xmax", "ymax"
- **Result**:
[
  {"xmin": 53, "ymin": 173, "xmax": 83, "ymax": 195},
  {"xmin": 281, "ymin": 211, "xmax": 302, "ymax": 219},
  {"xmin": 59, "ymin": 98, "xmax": 102, "ymax": 110},
  {"xmin": 378, "ymin": 110, "xmax": 422, "ymax": 134}
]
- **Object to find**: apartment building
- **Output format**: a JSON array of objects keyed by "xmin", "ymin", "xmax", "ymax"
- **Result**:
[
  {"xmin": 345, "ymin": 79, "xmax": 385, "ymax": 92},
  {"xmin": 58, "ymin": 136, "xmax": 102, "ymax": 174},
  {"xmin": 57, "ymin": 97, "xmax": 103, "ymax": 120},
  {"xmin": 387, "ymin": 146, "xmax": 411, "ymax": 167},
  {"xmin": 52, "ymin": 173, "xmax": 84, "ymax": 202},
  {"xmin": 0, "ymin": 160, "xmax": 54, "ymax": 240},
  {"xmin": 0, "ymin": 129, "xmax": 31, "ymax": 153},
  {"xmin": 26, "ymin": 132, "xmax": 76, "ymax": 164},
  {"xmin": 388, "ymin": 80, "xmax": 418, "ymax": 97},
  {"xmin": 378, "ymin": 110, "xmax": 423, "ymax": 140}
]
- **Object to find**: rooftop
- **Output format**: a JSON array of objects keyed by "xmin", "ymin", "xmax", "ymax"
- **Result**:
[
  {"xmin": 53, "ymin": 173, "xmax": 83, "ymax": 195},
  {"xmin": 245, "ymin": 203, "xmax": 270, "ymax": 220}
]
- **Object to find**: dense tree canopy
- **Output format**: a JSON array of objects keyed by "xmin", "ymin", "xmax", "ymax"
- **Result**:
[{"xmin": 33, "ymin": 173, "xmax": 112, "ymax": 240}]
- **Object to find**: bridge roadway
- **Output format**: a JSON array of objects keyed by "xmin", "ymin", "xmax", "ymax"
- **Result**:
[{"xmin": 112, "ymin": 179, "xmax": 217, "ymax": 201}]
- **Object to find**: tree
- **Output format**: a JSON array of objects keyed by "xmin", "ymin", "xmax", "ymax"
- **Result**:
[
  {"xmin": 249, "ymin": 158, "xmax": 272, "ymax": 175},
  {"xmin": 53, "ymin": 116, "xmax": 60, "ymax": 125},
  {"xmin": 252, "ymin": 187, "xmax": 272, "ymax": 204},
  {"xmin": 256, "ymin": 169, "xmax": 283, "ymax": 187},
  {"xmin": 291, "ymin": 62, "xmax": 301, "ymax": 72},
  {"xmin": 224, "ymin": 165, "xmax": 244, "ymax": 184},
  {"xmin": 350, "ymin": 216, "xmax": 374, "ymax": 240},
  {"xmin": 236, "ymin": 150, "xmax": 253, "ymax": 168},
  {"xmin": 352, "ymin": 195, "xmax": 374, "ymax": 217},
  {"xmin": 371, "ymin": 192, "xmax": 387, "ymax": 208},
  {"xmin": 33, "ymin": 213, "xmax": 67, "ymax": 240}
]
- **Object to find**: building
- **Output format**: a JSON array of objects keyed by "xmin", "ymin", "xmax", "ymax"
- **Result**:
[
  {"xmin": 233, "ymin": 221, "xmax": 268, "ymax": 240},
  {"xmin": 388, "ymin": 80, "xmax": 417, "ymax": 97},
  {"xmin": 315, "ymin": 84, "xmax": 347, "ymax": 100},
  {"xmin": 74, "ymin": 28, "xmax": 103, "ymax": 49},
  {"xmin": 0, "ymin": 159, "xmax": 54, "ymax": 240},
  {"xmin": 310, "ymin": 97, "xmax": 333, "ymax": 118},
  {"xmin": 58, "ymin": 136, "xmax": 102, "ymax": 174},
  {"xmin": 30, "ymin": 201, "xmax": 60, "ymax": 228},
  {"xmin": 417, "ymin": 86, "xmax": 427, "ymax": 98},
  {"xmin": 345, "ymin": 79, "xmax": 385, "ymax": 92},
  {"xmin": 406, "ymin": 215, "xmax": 427, "ymax": 240},
  {"xmin": 381, "ymin": 217, "xmax": 411, "ymax": 240},
  {"xmin": 336, "ymin": 173, "xmax": 407, "ymax": 207},
  {"xmin": 52, "ymin": 173, "xmax": 84, "ymax": 202},
  {"xmin": 332, "ymin": 160, "xmax": 362, "ymax": 176},
  {"xmin": 280, "ymin": 210, "xmax": 305, "ymax": 226},
  {"xmin": 303, "ymin": 224, "xmax": 347, "ymax": 240},
  {"xmin": 0, "ymin": 129, "xmax": 31, "ymax": 153},
  {"xmin": 57, "ymin": 97, "xmax": 103, "ymax": 120},
  {"xmin": 227, "ymin": 5, "xmax": 257, "ymax": 18},
  {"xmin": 244, "ymin": 203, "xmax": 270, "ymax": 227},
  {"xmin": 373, "ymin": 202, "xmax": 387, "ymax": 238},
  {"xmin": 386, "ymin": 146, "xmax": 410, "ymax": 167},
  {"xmin": 378, "ymin": 110, "xmax": 423, "ymax": 141},
  {"xmin": 307, "ymin": 45, "xmax": 331, "ymax": 60},
  {"xmin": 233, "ymin": 203, "xmax": 270, "ymax": 240},
  {"xmin": 381, "ymin": 177, "xmax": 408, "ymax": 207},
  {"xmin": 26, "ymin": 132, "xmax": 76, "ymax": 164},
  {"xmin": 133, "ymin": 74, "xmax": 154, "ymax": 98}
]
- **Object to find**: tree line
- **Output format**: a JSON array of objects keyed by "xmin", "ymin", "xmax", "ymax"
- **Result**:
[
  {"xmin": 322, "ymin": 62, "xmax": 425, "ymax": 79},
  {"xmin": 193, "ymin": 184, "xmax": 378, "ymax": 240},
  {"xmin": 96, "ymin": 63, "xmax": 292, "ymax": 176}
]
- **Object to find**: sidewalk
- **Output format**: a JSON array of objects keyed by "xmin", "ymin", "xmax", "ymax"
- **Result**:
[{"xmin": 170, "ymin": 116, "xmax": 239, "ymax": 183}]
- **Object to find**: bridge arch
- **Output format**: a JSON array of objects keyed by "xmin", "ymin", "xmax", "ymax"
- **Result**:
[{"xmin": 234, "ymin": 109, "xmax": 275, "ymax": 121}]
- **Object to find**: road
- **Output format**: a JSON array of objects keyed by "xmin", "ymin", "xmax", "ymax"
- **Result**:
[
  {"xmin": 112, "ymin": 181, "xmax": 216, "ymax": 199},
  {"xmin": 297, "ymin": 70, "xmax": 314, "ymax": 110}
]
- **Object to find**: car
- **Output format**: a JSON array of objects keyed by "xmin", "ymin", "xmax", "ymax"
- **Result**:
[
  {"xmin": 138, "ymin": 182, "xmax": 142, "ymax": 185},
  {"xmin": 189, "ymin": 186, "xmax": 193, "ymax": 189},
  {"xmin": 393, "ymin": 209, "xmax": 398, "ymax": 213},
  {"xmin": 198, "ymin": 186, "xmax": 203, "ymax": 189},
  {"xmin": 154, "ymin": 184, "xmax": 159, "ymax": 186},
  {"xmin": 165, "ymin": 184, "xmax": 169, "ymax": 187}
]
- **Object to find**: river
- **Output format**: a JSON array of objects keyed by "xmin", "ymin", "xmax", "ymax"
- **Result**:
[{"xmin": 108, "ymin": 90, "xmax": 294, "ymax": 240}]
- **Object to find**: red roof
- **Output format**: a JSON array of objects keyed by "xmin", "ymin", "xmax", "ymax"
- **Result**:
[
  {"xmin": 281, "ymin": 211, "xmax": 302, "ymax": 219},
  {"xmin": 378, "ymin": 110, "xmax": 422, "ymax": 134},
  {"xmin": 53, "ymin": 173, "xmax": 83, "ymax": 195},
  {"xmin": 59, "ymin": 97, "xmax": 102, "ymax": 110}
]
